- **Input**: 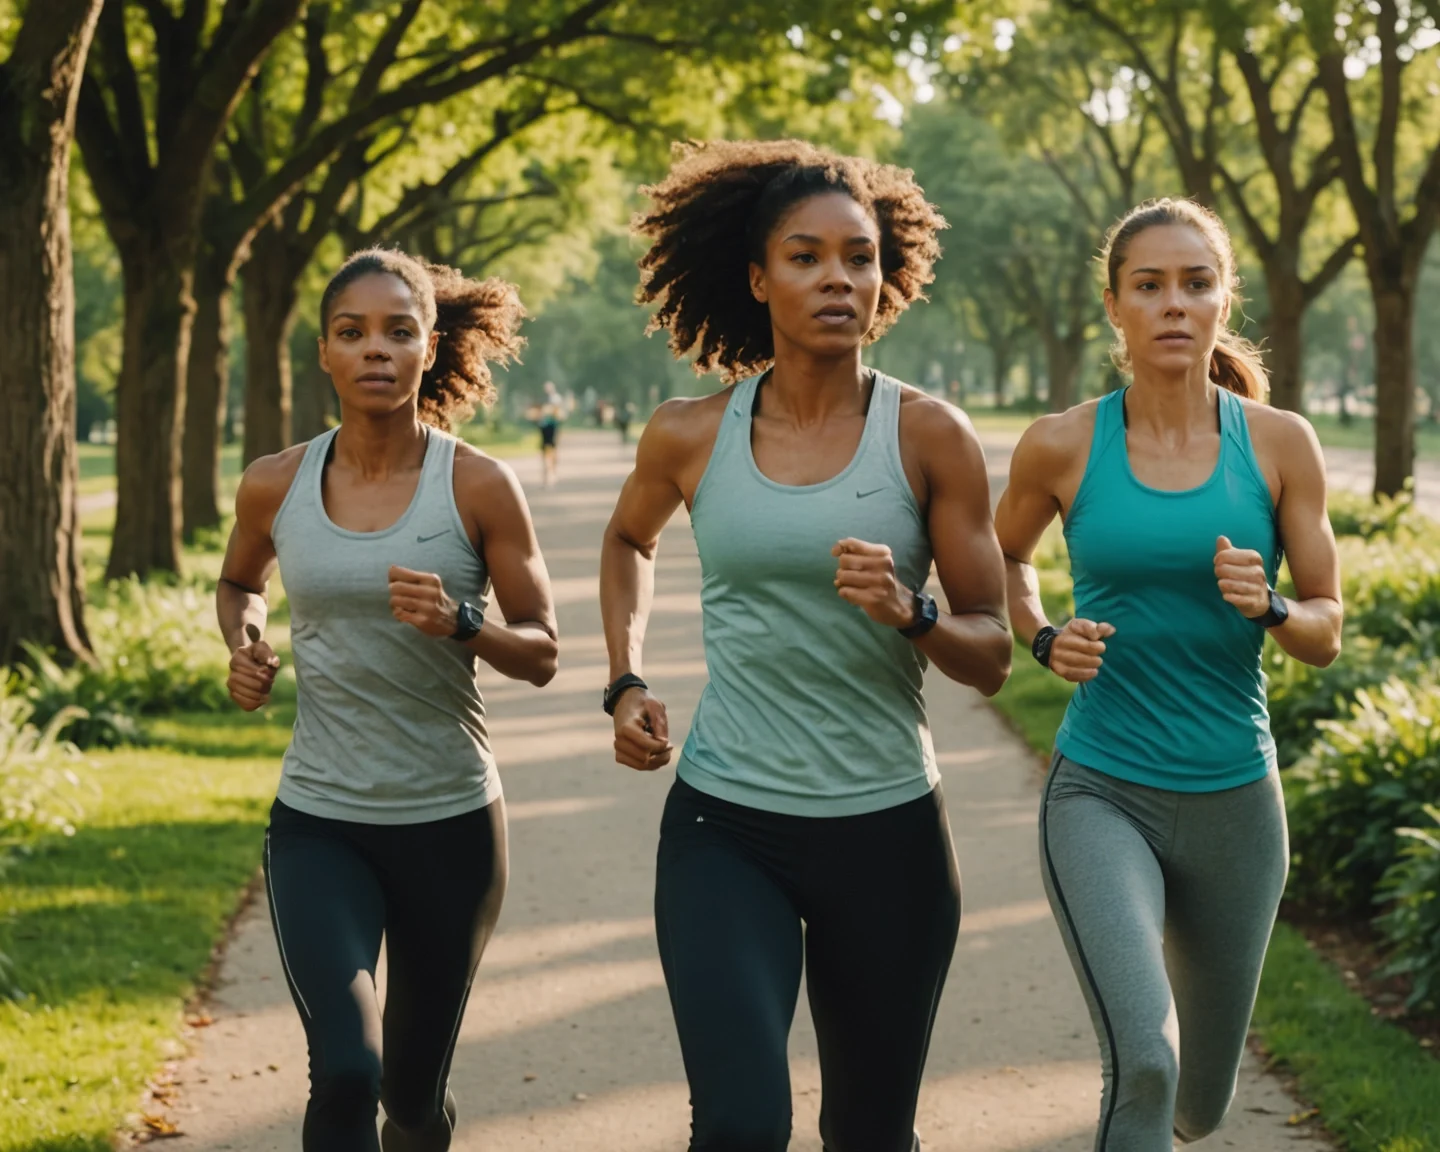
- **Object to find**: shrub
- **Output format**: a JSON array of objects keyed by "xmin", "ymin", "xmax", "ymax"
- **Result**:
[
  {"xmin": 1328, "ymin": 485, "xmax": 1422, "ymax": 540},
  {"xmin": 1374, "ymin": 805, "xmax": 1440, "ymax": 1014},
  {"xmin": 1286, "ymin": 678, "xmax": 1440, "ymax": 916},
  {"xmin": 1341, "ymin": 534, "xmax": 1440, "ymax": 647},
  {"xmin": 14, "ymin": 578, "xmax": 230, "ymax": 747},
  {"xmin": 0, "ymin": 683, "xmax": 93, "ymax": 850}
]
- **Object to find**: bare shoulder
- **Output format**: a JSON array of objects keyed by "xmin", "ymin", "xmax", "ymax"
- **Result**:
[
  {"xmin": 633, "ymin": 389, "xmax": 733, "ymax": 473},
  {"xmin": 1242, "ymin": 398, "xmax": 1323, "ymax": 460},
  {"xmin": 1012, "ymin": 399, "xmax": 1100, "ymax": 471},
  {"xmin": 897, "ymin": 385, "xmax": 982, "ymax": 456},
  {"xmin": 235, "ymin": 441, "xmax": 309, "ymax": 526}
]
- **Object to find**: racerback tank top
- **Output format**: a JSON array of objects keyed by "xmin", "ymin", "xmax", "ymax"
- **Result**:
[
  {"xmin": 270, "ymin": 425, "xmax": 499, "ymax": 823},
  {"xmin": 677, "ymin": 371, "xmax": 939, "ymax": 817}
]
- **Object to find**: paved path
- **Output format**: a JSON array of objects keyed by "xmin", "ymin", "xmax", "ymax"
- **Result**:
[{"xmin": 154, "ymin": 431, "xmax": 1324, "ymax": 1150}]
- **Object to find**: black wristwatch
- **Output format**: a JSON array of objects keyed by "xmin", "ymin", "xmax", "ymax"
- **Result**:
[
  {"xmin": 1032, "ymin": 625, "xmax": 1060, "ymax": 668},
  {"xmin": 603, "ymin": 672, "xmax": 649, "ymax": 716},
  {"xmin": 1247, "ymin": 587, "xmax": 1290, "ymax": 630},
  {"xmin": 450, "ymin": 601, "xmax": 484, "ymax": 642},
  {"xmin": 898, "ymin": 589, "xmax": 940, "ymax": 639}
]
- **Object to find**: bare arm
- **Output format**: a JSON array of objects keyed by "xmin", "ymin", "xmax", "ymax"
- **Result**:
[
  {"xmin": 217, "ymin": 452, "xmax": 298, "ymax": 710},
  {"xmin": 599, "ymin": 398, "xmax": 718, "ymax": 771},
  {"xmin": 388, "ymin": 454, "xmax": 558, "ymax": 687},
  {"xmin": 1216, "ymin": 413, "xmax": 1342, "ymax": 668}
]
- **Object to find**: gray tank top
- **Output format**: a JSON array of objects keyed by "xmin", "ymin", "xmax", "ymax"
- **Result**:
[
  {"xmin": 677, "ymin": 371, "xmax": 939, "ymax": 817},
  {"xmin": 271, "ymin": 425, "xmax": 499, "ymax": 824}
]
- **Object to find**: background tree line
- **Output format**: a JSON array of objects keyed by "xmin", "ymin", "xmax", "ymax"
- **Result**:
[{"xmin": 4, "ymin": 0, "xmax": 1440, "ymax": 668}]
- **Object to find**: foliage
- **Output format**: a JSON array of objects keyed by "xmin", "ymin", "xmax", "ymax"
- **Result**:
[
  {"xmin": 1329, "ymin": 484, "xmax": 1424, "ymax": 540},
  {"xmin": 11, "ymin": 580, "xmax": 231, "ymax": 748},
  {"xmin": 0, "ymin": 684, "xmax": 92, "ymax": 852},
  {"xmin": 1374, "ymin": 805, "xmax": 1440, "ymax": 1014},
  {"xmin": 1285, "ymin": 679, "xmax": 1440, "ymax": 916}
]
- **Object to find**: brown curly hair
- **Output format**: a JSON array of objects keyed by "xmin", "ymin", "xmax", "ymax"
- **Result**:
[
  {"xmin": 633, "ymin": 139, "xmax": 946, "ymax": 380},
  {"xmin": 320, "ymin": 248, "xmax": 527, "ymax": 428}
]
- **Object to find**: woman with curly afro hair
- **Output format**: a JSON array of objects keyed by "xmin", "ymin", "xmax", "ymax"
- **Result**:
[
  {"xmin": 217, "ymin": 248, "xmax": 558, "ymax": 1150},
  {"xmin": 600, "ymin": 139, "xmax": 1012, "ymax": 1151}
]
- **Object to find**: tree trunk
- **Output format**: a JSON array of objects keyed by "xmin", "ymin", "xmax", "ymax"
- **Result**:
[
  {"xmin": 182, "ymin": 254, "xmax": 234, "ymax": 537},
  {"xmin": 1045, "ymin": 336, "xmax": 1083, "ymax": 414},
  {"xmin": 241, "ymin": 231, "xmax": 300, "ymax": 464},
  {"xmin": 292, "ymin": 361, "xmax": 337, "ymax": 443},
  {"xmin": 991, "ymin": 345, "xmax": 1012, "ymax": 408},
  {"xmin": 106, "ymin": 245, "xmax": 194, "ymax": 579},
  {"xmin": 0, "ymin": 0, "xmax": 104, "ymax": 665},
  {"xmin": 1262, "ymin": 275, "xmax": 1306, "ymax": 414},
  {"xmin": 1373, "ymin": 283, "xmax": 1417, "ymax": 498}
]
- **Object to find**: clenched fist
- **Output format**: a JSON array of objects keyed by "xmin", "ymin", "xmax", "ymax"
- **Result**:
[
  {"xmin": 612, "ymin": 688, "xmax": 673, "ymax": 772},
  {"xmin": 832, "ymin": 538, "xmax": 915, "ymax": 628},
  {"xmin": 1214, "ymin": 536, "xmax": 1270, "ymax": 619},
  {"xmin": 1048, "ymin": 618, "xmax": 1116, "ymax": 684},
  {"xmin": 228, "ymin": 623, "xmax": 280, "ymax": 711},
  {"xmin": 388, "ymin": 566, "xmax": 459, "ymax": 638}
]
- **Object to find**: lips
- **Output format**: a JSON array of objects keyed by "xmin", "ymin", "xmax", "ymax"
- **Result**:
[
  {"xmin": 356, "ymin": 373, "xmax": 397, "ymax": 384},
  {"xmin": 815, "ymin": 306, "xmax": 857, "ymax": 324},
  {"xmin": 1155, "ymin": 331, "xmax": 1192, "ymax": 342}
]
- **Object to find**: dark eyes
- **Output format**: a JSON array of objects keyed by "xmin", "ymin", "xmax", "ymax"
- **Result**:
[
  {"xmin": 790, "ymin": 252, "xmax": 873, "ymax": 266},
  {"xmin": 1137, "ymin": 280, "xmax": 1211, "ymax": 291},
  {"xmin": 336, "ymin": 327, "xmax": 414, "ymax": 338}
]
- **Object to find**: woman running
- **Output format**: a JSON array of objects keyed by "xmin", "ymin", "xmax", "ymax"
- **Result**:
[
  {"xmin": 599, "ymin": 140, "xmax": 1011, "ymax": 1152},
  {"xmin": 995, "ymin": 199, "xmax": 1342, "ymax": 1149},
  {"xmin": 217, "ymin": 249, "xmax": 558, "ymax": 1151}
]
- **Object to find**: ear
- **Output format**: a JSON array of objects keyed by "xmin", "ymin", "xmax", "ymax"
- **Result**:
[
  {"xmin": 317, "ymin": 336, "xmax": 331, "ymax": 375},
  {"xmin": 1218, "ymin": 293, "xmax": 1232, "ymax": 328},
  {"xmin": 424, "ymin": 328, "xmax": 440, "ymax": 372},
  {"xmin": 1102, "ymin": 286, "xmax": 1121, "ymax": 331},
  {"xmin": 748, "ymin": 261, "xmax": 768, "ymax": 305}
]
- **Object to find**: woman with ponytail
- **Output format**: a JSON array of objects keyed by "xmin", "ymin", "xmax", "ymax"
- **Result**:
[
  {"xmin": 994, "ymin": 199, "xmax": 1342, "ymax": 1148},
  {"xmin": 217, "ymin": 249, "xmax": 557, "ymax": 1150}
]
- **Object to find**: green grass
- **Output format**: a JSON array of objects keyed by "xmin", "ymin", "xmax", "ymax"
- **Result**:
[
  {"xmin": 987, "ymin": 562, "xmax": 1440, "ymax": 1151},
  {"xmin": 0, "ymin": 693, "xmax": 292, "ymax": 1150}
]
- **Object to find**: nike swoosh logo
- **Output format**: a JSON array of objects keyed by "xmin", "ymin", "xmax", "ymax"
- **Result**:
[
  {"xmin": 416, "ymin": 531, "xmax": 447, "ymax": 543},
  {"xmin": 856, "ymin": 488, "xmax": 886, "ymax": 499}
]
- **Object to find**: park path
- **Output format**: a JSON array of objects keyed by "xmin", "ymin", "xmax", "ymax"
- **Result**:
[{"xmin": 153, "ymin": 430, "xmax": 1325, "ymax": 1151}]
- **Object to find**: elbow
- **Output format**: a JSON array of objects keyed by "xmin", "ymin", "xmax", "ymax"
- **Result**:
[
  {"xmin": 528, "ymin": 637, "xmax": 560, "ymax": 687},
  {"xmin": 1316, "ymin": 633, "xmax": 1343, "ymax": 669},
  {"xmin": 976, "ymin": 651, "xmax": 1013, "ymax": 699}
]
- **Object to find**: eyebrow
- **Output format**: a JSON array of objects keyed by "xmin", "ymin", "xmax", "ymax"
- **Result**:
[
  {"xmin": 1129, "ymin": 265, "xmax": 1216, "ymax": 276},
  {"xmin": 782, "ymin": 233, "xmax": 877, "ymax": 246},
  {"xmin": 331, "ymin": 312, "xmax": 420, "ymax": 323}
]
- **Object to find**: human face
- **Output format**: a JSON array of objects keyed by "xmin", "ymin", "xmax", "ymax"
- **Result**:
[
  {"xmin": 748, "ymin": 191, "xmax": 882, "ymax": 360},
  {"xmin": 1104, "ymin": 224, "xmax": 1230, "ymax": 380},
  {"xmin": 318, "ymin": 272, "xmax": 439, "ymax": 418}
]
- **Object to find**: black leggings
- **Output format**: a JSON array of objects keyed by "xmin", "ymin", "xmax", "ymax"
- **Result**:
[
  {"xmin": 263, "ymin": 797, "xmax": 507, "ymax": 1152},
  {"xmin": 655, "ymin": 778, "xmax": 962, "ymax": 1152}
]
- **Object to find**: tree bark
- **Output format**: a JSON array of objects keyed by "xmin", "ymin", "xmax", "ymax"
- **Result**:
[
  {"xmin": 1373, "ymin": 284, "xmax": 1417, "ymax": 498},
  {"xmin": 241, "ymin": 228, "xmax": 301, "ymax": 464},
  {"xmin": 1260, "ymin": 275, "xmax": 1306, "ymax": 414},
  {"xmin": 182, "ymin": 253, "xmax": 235, "ymax": 537},
  {"xmin": 1045, "ymin": 335, "xmax": 1084, "ymax": 414},
  {"xmin": 292, "ymin": 361, "xmax": 337, "ymax": 443},
  {"xmin": 991, "ymin": 345, "xmax": 1012, "ymax": 408},
  {"xmin": 0, "ymin": 0, "xmax": 104, "ymax": 665},
  {"xmin": 106, "ymin": 248, "xmax": 194, "ymax": 579}
]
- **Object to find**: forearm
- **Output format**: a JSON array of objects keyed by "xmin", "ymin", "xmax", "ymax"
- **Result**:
[
  {"xmin": 464, "ymin": 619, "xmax": 558, "ymax": 686},
  {"xmin": 1267, "ymin": 595, "xmax": 1343, "ymax": 667},
  {"xmin": 600, "ymin": 527, "xmax": 656, "ymax": 681},
  {"xmin": 1005, "ymin": 556, "xmax": 1051, "ymax": 647},
  {"xmin": 217, "ymin": 578, "xmax": 268, "ymax": 653},
  {"xmin": 911, "ymin": 608, "xmax": 1012, "ymax": 696}
]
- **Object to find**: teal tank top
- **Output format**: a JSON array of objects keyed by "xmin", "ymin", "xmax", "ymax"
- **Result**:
[
  {"xmin": 678, "ymin": 372, "xmax": 940, "ymax": 817},
  {"xmin": 1056, "ymin": 387, "xmax": 1280, "ymax": 792},
  {"xmin": 271, "ymin": 426, "xmax": 499, "ymax": 824}
]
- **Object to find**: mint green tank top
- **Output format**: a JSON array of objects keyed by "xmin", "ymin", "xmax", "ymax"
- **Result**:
[
  {"xmin": 678, "ymin": 372, "xmax": 940, "ymax": 817},
  {"xmin": 1056, "ymin": 387, "xmax": 1280, "ymax": 792}
]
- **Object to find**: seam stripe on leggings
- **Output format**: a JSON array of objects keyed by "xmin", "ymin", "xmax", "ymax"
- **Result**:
[
  {"xmin": 263, "ymin": 832, "xmax": 313, "ymax": 1021},
  {"xmin": 1041, "ymin": 764, "xmax": 1119, "ymax": 1150}
]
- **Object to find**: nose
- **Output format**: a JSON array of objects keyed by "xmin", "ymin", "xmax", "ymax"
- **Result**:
[
  {"xmin": 1162, "ymin": 285, "xmax": 1187, "ymax": 317},
  {"xmin": 820, "ymin": 255, "xmax": 855, "ymax": 293}
]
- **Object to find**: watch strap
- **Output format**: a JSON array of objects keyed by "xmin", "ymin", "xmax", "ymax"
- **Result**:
[
  {"xmin": 1032, "ymin": 625, "xmax": 1060, "ymax": 668},
  {"xmin": 898, "ymin": 590, "xmax": 939, "ymax": 639},
  {"xmin": 449, "ymin": 601, "xmax": 483, "ymax": 641},
  {"xmin": 603, "ymin": 673, "xmax": 649, "ymax": 716}
]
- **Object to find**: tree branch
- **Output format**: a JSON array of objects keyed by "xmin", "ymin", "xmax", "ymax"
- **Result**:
[
  {"xmin": 1301, "ymin": 233, "xmax": 1361, "ymax": 305},
  {"xmin": 93, "ymin": 2, "xmax": 152, "ymax": 186},
  {"xmin": 1374, "ymin": 0, "xmax": 1402, "ymax": 231}
]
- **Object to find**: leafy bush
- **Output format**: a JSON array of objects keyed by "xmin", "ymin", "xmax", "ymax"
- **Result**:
[
  {"xmin": 1286, "ymin": 678, "xmax": 1440, "ymax": 916},
  {"xmin": 13, "ymin": 578, "xmax": 230, "ymax": 747},
  {"xmin": 1340, "ymin": 533, "xmax": 1440, "ymax": 647},
  {"xmin": 0, "ymin": 683, "xmax": 93, "ymax": 850},
  {"xmin": 1328, "ymin": 485, "xmax": 1422, "ymax": 540},
  {"xmin": 1374, "ymin": 805, "xmax": 1440, "ymax": 1013}
]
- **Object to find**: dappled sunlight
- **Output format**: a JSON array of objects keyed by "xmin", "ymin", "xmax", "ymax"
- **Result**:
[
  {"xmin": 506, "ymin": 796, "xmax": 618, "ymax": 823},
  {"xmin": 482, "ymin": 917, "xmax": 653, "ymax": 972}
]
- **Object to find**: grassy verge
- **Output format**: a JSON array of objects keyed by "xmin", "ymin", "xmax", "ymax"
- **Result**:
[
  {"xmin": 0, "ymin": 690, "xmax": 292, "ymax": 1150},
  {"xmin": 987, "ymin": 591, "xmax": 1440, "ymax": 1151}
]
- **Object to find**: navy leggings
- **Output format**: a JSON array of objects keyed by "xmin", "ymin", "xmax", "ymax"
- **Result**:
[
  {"xmin": 655, "ymin": 778, "xmax": 962, "ymax": 1152},
  {"xmin": 263, "ymin": 797, "xmax": 507, "ymax": 1151}
]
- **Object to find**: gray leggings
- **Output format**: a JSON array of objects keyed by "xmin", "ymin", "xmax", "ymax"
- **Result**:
[{"xmin": 1040, "ymin": 753, "xmax": 1288, "ymax": 1151}]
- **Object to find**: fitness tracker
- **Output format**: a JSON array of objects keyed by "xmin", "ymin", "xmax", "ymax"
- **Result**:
[
  {"xmin": 603, "ymin": 673, "xmax": 649, "ymax": 716},
  {"xmin": 1032, "ymin": 625, "xmax": 1060, "ymax": 668},
  {"xmin": 1247, "ymin": 587, "xmax": 1291, "ymax": 630},
  {"xmin": 898, "ymin": 590, "xmax": 940, "ymax": 639},
  {"xmin": 449, "ymin": 601, "xmax": 484, "ymax": 642}
]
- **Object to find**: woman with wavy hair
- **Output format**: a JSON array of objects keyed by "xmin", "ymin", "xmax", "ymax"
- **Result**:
[
  {"xmin": 217, "ymin": 249, "xmax": 558, "ymax": 1150},
  {"xmin": 599, "ymin": 139, "xmax": 1012, "ymax": 1151},
  {"xmin": 995, "ymin": 199, "xmax": 1342, "ymax": 1149}
]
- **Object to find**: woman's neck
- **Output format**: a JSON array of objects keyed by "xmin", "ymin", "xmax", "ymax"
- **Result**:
[
  {"xmin": 333, "ymin": 404, "xmax": 428, "ymax": 479},
  {"xmin": 1125, "ymin": 361, "xmax": 1218, "ymax": 439},
  {"xmin": 764, "ymin": 344, "xmax": 869, "ymax": 426}
]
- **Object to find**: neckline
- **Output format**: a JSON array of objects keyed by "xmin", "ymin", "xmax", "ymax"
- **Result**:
[
  {"xmin": 1118, "ymin": 386, "xmax": 1227, "ymax": 497},
  {"xmin": 742, "ymin": 370, "xmax": 883, "ymax": 494},
  {"xmin": 315, "ymin": 424, "xmax": 434, "ymax": 538}
]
